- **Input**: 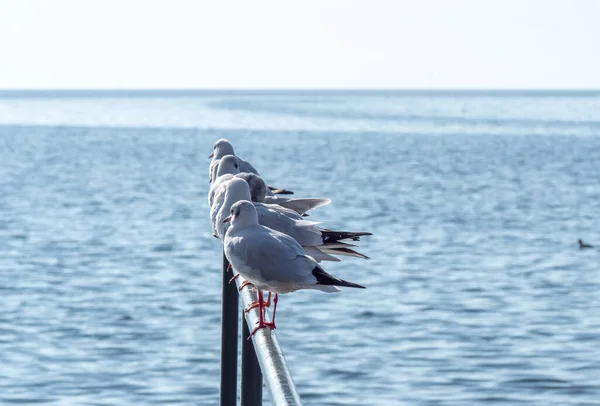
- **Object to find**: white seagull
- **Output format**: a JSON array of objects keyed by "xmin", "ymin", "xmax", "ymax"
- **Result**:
[
  {"xmin": 213, "ymin": 178, "xmax": 371, "ymax": 262},
  {"xmin": 208, "ymin": 155, "xmax": 241, "ymax": 208},
  {"xmin": 209, "ymin": 139, "xmax": 258, "ymax": 183},
  {"xmin": 235, "ymin": 172, "xmax": 331, "ymax": 216},
  {"xmin": 223, "ymin": 200, "xmax": 365, "ymax": 338},
  {"xmin": 208, "ymin": 139, "xmax": 293, "ymax": 195}
]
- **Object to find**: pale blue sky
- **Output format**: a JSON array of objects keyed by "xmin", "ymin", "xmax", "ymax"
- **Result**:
[{"xmin": 1, "ymin": 0, "xmax": 598, "ymax": 89}]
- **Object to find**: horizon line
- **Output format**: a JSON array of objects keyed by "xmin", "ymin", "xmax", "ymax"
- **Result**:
[
  {"xmin": 1, "ymin": 89, "xmax": 600, "ymax": 100},
  {"xmin": 1, "ymin": 88, "xmax": 600, "ymax": 93}
]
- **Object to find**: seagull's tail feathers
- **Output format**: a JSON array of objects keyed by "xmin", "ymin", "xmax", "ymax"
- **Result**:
[
  {"xmin": 320, "ymin": 247, "xmax": 370, "ymax": 260},
  {"xmin": 303, "ymin": 246, "xmax": 342, "ymax": 262},
  {"xmin": 313, "ymin": 285, "xmax": 341, "ymax": 293},
  {"xmin": 312, "ymin": 266, "xmax": 366, "ymax": 289},
  {"xmin": 278, "ymin": 198, "xmax": 331, "ymax": 215},
  {"xmin": 320, "ymin": 241, "xmax": 358, "ymax": 249},
  {"xmin": 320, "ymin": 229, "xmax": 373, "ymax": 243},
  {"xmin": 268, "ymin": 185, "xmax": 294, "ymax": 195},
  {"xmin": 263, "ymin": 196, "xmax": 288, "ymax": 205}
]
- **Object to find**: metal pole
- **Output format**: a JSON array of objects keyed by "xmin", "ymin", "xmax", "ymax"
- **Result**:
[
  {"xmin": 241, "ymin": 314, "xmax": 263, "ymax": 406},
  {"xmin": 219, "ymin": 253, "xmax": 239, "ymax": 406},
  {"xmin": 236, "ymin": 275, "xmax": 303, "ymax": 406}
]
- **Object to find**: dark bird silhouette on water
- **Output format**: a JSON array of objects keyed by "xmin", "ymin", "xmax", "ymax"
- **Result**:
[{"xmin": 578, "ymin": 239, "xmax": 593, "ymax": 249}]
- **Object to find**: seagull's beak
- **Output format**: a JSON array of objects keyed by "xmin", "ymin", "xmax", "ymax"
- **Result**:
[
  {"xmin": 223, "ymin": 216, "xmax": 231, "ymax": 223},
  {"xmin": 209, "ymin": 153, "xmax": 214, "ymax": 159}
]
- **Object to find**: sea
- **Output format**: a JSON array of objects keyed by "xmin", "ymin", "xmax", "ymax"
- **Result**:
[{"xmin": 1, "ymin": 90, "xmax": 599, "ymax": 405}]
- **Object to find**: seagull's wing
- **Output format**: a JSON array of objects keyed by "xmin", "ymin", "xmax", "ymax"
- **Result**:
[
  {"xmin": 263, "ymin": 196, "xmax": 289, "ymax": 205},
  {"xmin": 234, "ymin": 227, "xmax": 317, "ymax": 284},
  {"xmin": 261, "ymin": 203, "xmax": 304, "ymax": 220},
  {"xmin": 276, "ymin": 198, "xmax": 332, "ymax": 215},
  {"xmin": 255, "ymin": 204, "xmax": 322, "ymax": 246},
  {"xmin": 241, "ymin": 160, "xmax": 259, "ymax": 175}
]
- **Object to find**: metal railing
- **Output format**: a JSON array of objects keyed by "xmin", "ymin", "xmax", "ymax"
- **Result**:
[{"xmin": 219, "ymin": 254, "xmax": 302, "ymax": 406}]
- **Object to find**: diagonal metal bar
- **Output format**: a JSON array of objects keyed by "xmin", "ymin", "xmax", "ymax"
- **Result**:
[{"xmin": 235, "ymin": 272, "xmax": 303, "ymax": 406}]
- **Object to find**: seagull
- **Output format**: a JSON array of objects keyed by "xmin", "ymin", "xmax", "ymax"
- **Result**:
[
  {"xmin": 209, "ymin": 139, "xmax": 257, "ymax": 183},
  {"xmin": 235, "ymin": 172, "xmax": 331, "ymax": 215},
  {"xmin": 208, "ymin": 155, "xmax": 241, "ymax": 208},
  {"xmin": 212, "ymin": 178, "xmax": 371, "ymax": 261},
  {"xmin": 208, "ymin": 139, "xmax": 293, "ymax": 195},
  {"xmin": 223, "ymin": 200, "xmax": 365, "ymax": 338},
  {"xmin": 579, "ymin": 239, "xmax": 593, "ymax": 249}
]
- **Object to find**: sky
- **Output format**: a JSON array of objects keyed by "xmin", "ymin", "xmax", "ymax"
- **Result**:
[{"xmin": 0, "ymin": 0, "xmax": 599, "ymax": 89}]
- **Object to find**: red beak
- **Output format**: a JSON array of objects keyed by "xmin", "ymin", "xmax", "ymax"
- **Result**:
[
  {"xmin": 209, "ymin": 153, "xmax": 214, "ymax": 159},
  {"xmin": 223, "ymin": 216, "xmax": 231, "ymax": 223}
]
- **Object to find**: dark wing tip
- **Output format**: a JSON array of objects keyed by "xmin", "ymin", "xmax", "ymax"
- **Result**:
[
  {"xmin": 312, "ymin": 266, "xmax": 366, "ymax": 289},
  {"xmin": 321, "ymin": 230, "xmax": 373, "ymax": 243},
  {"xmin": 272, "ymin": 189, "xmax": 294, "ymax": 195},
  {"xmin": 328, "ymin": 247, "xmax": 370, "ymax": 260}
]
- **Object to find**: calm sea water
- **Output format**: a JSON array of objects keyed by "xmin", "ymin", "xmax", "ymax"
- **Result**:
[{"xmin": 1, "ymin": 91, "xmax": 600, "ymax": 406}]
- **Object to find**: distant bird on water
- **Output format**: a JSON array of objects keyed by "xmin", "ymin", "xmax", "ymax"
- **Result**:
[{"xmin": 578, "ymin": 239, "xmax": 593, "ymax": 249}]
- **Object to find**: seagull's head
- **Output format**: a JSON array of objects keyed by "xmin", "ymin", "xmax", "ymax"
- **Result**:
[
  {"xmin": 209, "ymin": 139, "xmax": 234, "ymax": 159},
  {"xmin": 225, "ymin": 177, "xmax": 252, "ymax": 205},
  {"xmin": 235, "ymin": 173, "xmax": 267, "ymax": 202},
  {"xmin": 223, "ymin": 200, "xmax": 258, "ymax": 227},
  {"xmin": 217, "ymin": 155, "xmax": 241, "ymax": 177}
]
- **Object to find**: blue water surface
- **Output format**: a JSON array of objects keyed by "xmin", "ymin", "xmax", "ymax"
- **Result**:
[{"xmin": 1, "ymin": 91, "xmax": 600, "ymax": 405}]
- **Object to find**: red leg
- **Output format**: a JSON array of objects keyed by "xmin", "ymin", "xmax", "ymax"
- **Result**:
[
  {"xmin": 238, "ymin": 281, "xmax": 254, "ymax": 291},
  {"xmin": 228, "ymin": 274, "xmax": 240, "ymax": 284},
  {"xmin": 226, "ymin": 264, "xmax": 232, "ymax": 273},
  {"xmin": 244, "ymin": 301, "xmax": 260, "ymax": 313},
  {"xmin": 264, "ymin": 294, "xmax": 278, "ymax": 329},
  {"xmin": 248, "ymin": 291, "xmax": 274, "ymax": 339},
  {"xmin": 248, "ymin": 291, "xmax": 264, "ymax": 339},
  {"xmin": 244, "ymin": 291, "xmax": 271, "ymax": 313}
]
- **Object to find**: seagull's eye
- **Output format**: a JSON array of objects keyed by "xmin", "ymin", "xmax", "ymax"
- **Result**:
[{"xmin": 234, "ymin": 163, "xmax": 238, "ymax": 169}]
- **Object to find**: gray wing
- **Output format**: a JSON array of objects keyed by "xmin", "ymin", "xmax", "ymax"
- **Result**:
[
  {"xmin": 241, "ymin": 160, "xmax": 260, "ymax": 175},
  {"xmin": 277, "ymin": 198, "xmax": 331, "ymax": 215},
  {"xmin": 254, "ymin": 204, "xmax": 322, "ymax": 246},
  {"xmin": 261, "ymin": 203, "xmax": 304, "ymax": 220},
  {"xmin": 234, "ymin": 227, "xmax": 317, "ymax": 283},
  {"xmin": 263, "ymin": 196, "xmax": 289, "ymax": 205}
]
